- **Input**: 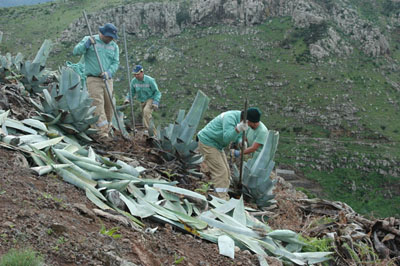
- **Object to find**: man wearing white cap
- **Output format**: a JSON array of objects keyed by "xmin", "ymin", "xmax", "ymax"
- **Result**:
[{"xmin": 73, "ymin": 23, "xmax": 120, "ymax": 139}]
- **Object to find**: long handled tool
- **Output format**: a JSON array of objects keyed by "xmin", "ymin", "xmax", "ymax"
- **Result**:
[
  {"xmin": 82, "ymin": 11, "xmax": 127, "ymax": 140},
  {"xmin": 122, "ymin": 24, "xmax": 135, "ymax": 136},
  {"xmin": 238, "ymin": 98, "xmax": 248, "ymax": 191}
]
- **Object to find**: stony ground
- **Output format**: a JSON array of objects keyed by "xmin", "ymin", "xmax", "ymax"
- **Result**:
[
  {"xmin": 0, "ymin": 85, "xmax": 267, "ymax": 265},
  {"xmin": 0, "ymin": 145, "xmax": 265, "ymax": 266}
]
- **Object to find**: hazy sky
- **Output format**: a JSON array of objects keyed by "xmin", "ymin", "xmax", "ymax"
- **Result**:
[{"xmin": 0, "ymin": 0, "xmax": 55, "ymax": 8}]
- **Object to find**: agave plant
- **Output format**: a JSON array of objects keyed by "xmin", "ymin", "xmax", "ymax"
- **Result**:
[
  {"xmin": 30, "ymin": 66, "xmax": 99, "ymax": 141},
  {"xmin": 19, "ymin": 40, "xmax": 56, "ymax": 93},
  {"xmin": 152, "ymin": 90, "xmax": 209, "ymax": 177},
  {"xmin": 232, "ymin": 130, "xmax": 280, "ymax": 207},
  {"xmin": 0, "ymin": 40, "xmax": 55, "ymax": 93},
  {"xmin": 0, "ymin": 52, "xmax": 23, "ymax": 82}
]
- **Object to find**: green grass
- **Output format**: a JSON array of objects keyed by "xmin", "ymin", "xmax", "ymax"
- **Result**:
[
  {"xmin": 301, "ymin": 166, "xmax": 400, "ymax": 218},
  {"xmin": 0, "ymin": 248, "xmax": 43, "ymax": 266}
]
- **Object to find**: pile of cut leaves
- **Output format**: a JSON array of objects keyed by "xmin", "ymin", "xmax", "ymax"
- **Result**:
[{"xmin": 0, "ymin": 85, "xmax": 332, "ymax": 265}]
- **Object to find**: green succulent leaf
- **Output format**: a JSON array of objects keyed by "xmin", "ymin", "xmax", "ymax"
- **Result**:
[
  {"xmin": 153, "ymin": 90, "xmax": 209, "ymax": 176},
  {"xmin": 33, "ymin": 67, "xmax": 99, "ymax": 141}
]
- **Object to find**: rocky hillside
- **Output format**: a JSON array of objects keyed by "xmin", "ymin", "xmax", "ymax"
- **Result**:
[
  {"xmin": 1, "ymin": 0, "xmax": 399, "ymax": 218},
  {"xmin": 60, "ymin": 0, "xmax": 394, "ymax": 58}
]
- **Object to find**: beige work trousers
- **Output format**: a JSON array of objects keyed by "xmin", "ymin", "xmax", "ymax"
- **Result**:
[
  {"xmin": 87, "ymin": 77, "xmax": 113, "ymax": 137},
  {"xmin": 141, "ymin": 99, "xmax": 154, "ymax": 130},
  {"xmin": 198, "ymin": 141, "xmax": 230, "ymax": 200}
]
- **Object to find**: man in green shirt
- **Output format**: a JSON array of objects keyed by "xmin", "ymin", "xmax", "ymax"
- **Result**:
[
  {"xmin": 73, "ymin": 23, "xmax": 120, "ymax": 140},
  {"xmin": 197, "ymin": 110, "xmax": 250, "ymax": 200},
  {"xmin": 231, "ymin": 107, "xmax": 268, "ymax": 159},
  {"xmin": 124, "ymin": 65, "xmax": 161, "ymax": 131}
]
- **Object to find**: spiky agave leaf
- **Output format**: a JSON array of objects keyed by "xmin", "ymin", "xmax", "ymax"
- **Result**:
[
  {"xmin": 233, "ymin": 130, "xmax": 279, "ymax": 207},
  {"xmin": 19, "ymin": 40, "xmax": 56, "ymax": 93},
  {"xmin": 0, "ymin": 52, "xmax": 24, "ymax": 82},
  {"xmin": 31, "ymin": 67, "xmax": 99, "ymax": 141},
  {"xmin": 153, "ymin": 90, "xmax": 209, "ymax": 176}
]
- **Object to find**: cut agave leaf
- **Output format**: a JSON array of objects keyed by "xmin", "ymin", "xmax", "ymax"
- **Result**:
[
  {"xmin": 85, "ymin": 188, "xmax": 111, "ymax": 210},
  {"xmin": 57, "ymin": 168, "xmax": 105, "ymax": 201},
  {"xmin": 31, "ymin": 164, "xmax": 70, "ymax": 176},
  {"xmin": 153, "ymin": 183, "xmax": 207, "ymax": 202},
  {"xmin": 218, "ymin": 235, "xmax": 235, "ymax": 259},
  {"xmin": 4, "ymin": 119, "xmax": 38, "ymax": 134},
  {"xmin": 0, "ymin": 110, "xmax": 10, "ymax": 125},
  {"xmin": 22, "ymin": 136, "xmax": 64, "ymax": 151},
  {"xmin": 21, "ymin": 119, "xmax": 48, "ymax": 132}
]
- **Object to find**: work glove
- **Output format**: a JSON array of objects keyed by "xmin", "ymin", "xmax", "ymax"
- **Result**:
[
  {"xmin": 239, "ymin": 141, "xmax": 248, "ymax": 150},
  {"xmin": 230, "ymin": 149, "xmax": 240, "ymax": 158},
  {"xmin": 152, "ymin": 100, "xmax": 159, "ymax": 110},
  {"xmin": 85, "ymin": 37, "xmax": 95, "ymax": 48},
  {"xmin": 123, "ymin": 97, "xmax": 130, "ymax": 105},
  {"xmin": 101, "ymin": 71, "xmax": 112, "ymax": 80},
  {"xmin": 236, "ymin": 121, "xmax": 248, "ymax": 132}
]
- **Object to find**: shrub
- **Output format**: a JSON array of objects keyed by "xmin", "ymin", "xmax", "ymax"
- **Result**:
[
  {"xmin": 176, "ymin": 1, "xmax": 190, "ymax": 27},
  {"xmin": 0, "ymin": 248, "xmax": 43, "ymax": 266}
]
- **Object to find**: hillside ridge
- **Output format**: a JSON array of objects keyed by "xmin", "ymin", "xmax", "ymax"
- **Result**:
[{"xmin": 59, "ymin": 0, "xmax": 393, "ymax": 58}]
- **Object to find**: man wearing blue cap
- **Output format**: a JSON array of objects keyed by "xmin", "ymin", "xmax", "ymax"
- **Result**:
[
  {"xmin": 73, "ymin": 23, "xmax": 120, "ymax": 139},
  {"xmin": 230, "ymin": 107, "xmax": 269, "ymax": 159},
  {"xmin": 124, "ymin": 65, "xmax": 161, "ymax": 131}
]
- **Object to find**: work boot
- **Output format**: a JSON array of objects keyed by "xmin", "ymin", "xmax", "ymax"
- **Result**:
[
  {"xmin": 96, "ymin": 132, "xmax": 110, "ymax": 143},
  {"xmin": 209, "ymin": 192, "xmax": 230, "ymax": 201}
]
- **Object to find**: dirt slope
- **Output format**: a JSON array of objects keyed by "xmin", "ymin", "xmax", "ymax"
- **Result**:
[{"xmin": 0, "ymin": 147, "xmax": 263, "ymax": 265}]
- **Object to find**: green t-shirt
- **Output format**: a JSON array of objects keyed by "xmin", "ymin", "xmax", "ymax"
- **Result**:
[
  {"xmin": 246, "ymin": 121, "xmax": 268, "ymax": 158},
  {"xmin": 198, "ymin": 110, "xmax": 242, "ymax": 151},
  {"xmin": 129, "ymin": 75, "xmax": 161, "ymax": 103},
  {"xmin": 73, "ymin": 34, "xmax": 119, "ymax": 77}
]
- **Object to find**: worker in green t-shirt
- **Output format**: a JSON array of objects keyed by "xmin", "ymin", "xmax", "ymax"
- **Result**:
[
  {"xmin": 73, "ymin": 23, "xmax": 120, "ymax": 140},
  {"xmin": 124, "ymin": 65, "xmax": 161, "ymax": 131},
  {"xmin": 197, "ymin": 110, "xmax": 250, "ymax": 200},
  {"xmin": 231, "ymin": 107, "xmax": 268, "ymax": 159}
]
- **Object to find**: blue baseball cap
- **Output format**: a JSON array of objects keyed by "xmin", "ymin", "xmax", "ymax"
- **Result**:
[
  {"xmin": 99, "ymin": 23, "xmax": 118, "ymax": 40},
  {"xmin": 132, "ymin": 65, "xmax": 143, "ymax": 74}
]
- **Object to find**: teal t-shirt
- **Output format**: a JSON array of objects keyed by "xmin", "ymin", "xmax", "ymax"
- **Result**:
[
  {"xmin": 73, "ymin": 34, "xmax": 119, "ymax": 77},
  {"xmin": 198, "ymin": 110, "xmax": 242, "ymax": 151},
  {"xmin": 246, "ymin": 121, "xmax": 268, "ymax": 158},
  {"xmin": 129, "ymin": 75, "xmax": 161, "ymax": 103}
]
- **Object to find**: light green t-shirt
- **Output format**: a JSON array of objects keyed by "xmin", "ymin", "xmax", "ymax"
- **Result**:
[
  {"xmin": 72, "ymin": 34, "xmax": 119, "ymax": 77},
  {"xmin": 198, "ymin": 110, "xmax": 242, "ymax": 151},
  {"xmin": 129, "ymin": 75, "xmax": 161, "ymax": 103},
  {"xmin": 246, "ymin": 121, "xmax": 268, "ymax": 158}
]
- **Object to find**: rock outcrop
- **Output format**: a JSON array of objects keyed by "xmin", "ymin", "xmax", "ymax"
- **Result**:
[{"xmin": 59, "ymin": 0, "xmax": 391, "ymax": 58}]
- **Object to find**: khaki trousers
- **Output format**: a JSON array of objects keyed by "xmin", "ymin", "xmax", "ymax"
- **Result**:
[
  {"xmin": 87, "ymin": 77, "xmax": 113, "ymax": 137},
  {"xmin": 198, "ymin": 141, "xmax": 230, "ymax": 200},
  {"xmin": 141, "ymin": 99, "xmax": 154, "ymax": 130}
]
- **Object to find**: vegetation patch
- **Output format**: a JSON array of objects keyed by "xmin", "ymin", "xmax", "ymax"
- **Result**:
[{"xmin": 0, "ymin": 248, "xmax": 43, "ymax": 266}]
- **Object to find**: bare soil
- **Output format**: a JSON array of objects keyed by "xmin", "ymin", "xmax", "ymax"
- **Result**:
[
  {"xmin": 0, "ymin": 146, "xmax": 262, "ymax": 266},
  {"xmin": 0, "ymin": 86, "xmax": 265, "ymax": 265}
]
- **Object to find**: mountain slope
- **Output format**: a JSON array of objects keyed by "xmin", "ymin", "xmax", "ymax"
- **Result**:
[{"xmin": 0, "ymin": 0, "xmax": 399, "ymax": 217}]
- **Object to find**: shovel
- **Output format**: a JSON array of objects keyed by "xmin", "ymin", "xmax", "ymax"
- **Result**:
[{"xmin": 82, "ymin": 11, "xmax": 128, "ymax": 140}]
